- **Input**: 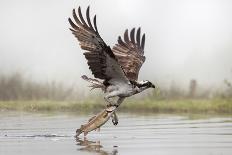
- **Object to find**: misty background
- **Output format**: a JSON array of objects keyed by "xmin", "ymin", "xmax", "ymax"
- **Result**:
[{"xmin": 0, "ymin": 0, "xmax": 232, "ymax": 92}]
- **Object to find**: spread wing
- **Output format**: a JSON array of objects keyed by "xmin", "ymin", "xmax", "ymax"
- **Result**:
[
  {"xmin": 112, "ymin": 28, "xmax": 146, "ymax": 81},
  {"xmin": 68, "ymin": 6, "xmax": 129, "ymax": 84}
]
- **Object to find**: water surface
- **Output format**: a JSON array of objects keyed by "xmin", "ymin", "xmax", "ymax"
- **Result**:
[{"xmin": 0, "ymin": 112, "xmax": 232, "ymax": 155}]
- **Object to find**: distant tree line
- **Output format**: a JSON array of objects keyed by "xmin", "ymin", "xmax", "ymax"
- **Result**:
[
  {"xmin": 0, "ymin": 73, "xmax": 231, "ymax": 101},
  {"xmin": 149, "ymin": 79, "xmax": 232, "ymax": 100},
  {"xmin": 0, "ymin": 73, "xmax": 75, "ymax": 101}
]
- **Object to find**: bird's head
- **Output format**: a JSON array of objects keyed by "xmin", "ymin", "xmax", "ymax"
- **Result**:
[{"xmin": 138, "ymin": 80, "xmax": 155, "ymax": 89}]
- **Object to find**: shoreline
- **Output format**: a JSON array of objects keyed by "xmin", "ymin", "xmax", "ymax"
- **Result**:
[{"xmin": 0, "ymin": 99, "xmax": 231, "ymax": 114}]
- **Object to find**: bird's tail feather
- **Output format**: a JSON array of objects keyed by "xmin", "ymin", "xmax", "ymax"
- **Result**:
[{"xmin": 81, "ymin": 75, "xmax": 106, "ymax": 91}]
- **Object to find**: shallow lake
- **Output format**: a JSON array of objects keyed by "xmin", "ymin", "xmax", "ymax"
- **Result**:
[{"xmin": 0, "ymin": 111, "xmax": 232, "ymax": 155}]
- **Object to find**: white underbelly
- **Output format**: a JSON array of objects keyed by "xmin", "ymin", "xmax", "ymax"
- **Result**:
[{"xmin": 107, "ymin": 85, "xmax": 134, "ymax": 97}]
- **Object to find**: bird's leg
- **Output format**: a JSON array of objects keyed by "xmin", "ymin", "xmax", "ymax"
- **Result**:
[
  {"xmin": 111, "ymin": 112, "xmax": 118, "ymax": 126},
  {"xmin": 104, "ymin": 93, "xmax": 118, "ymax": 107},
  {"xmin": 111, "ymin": 97, "xmax": 125, "ymax": 126},
  {"xmin": 116, "ymin": 97, "xmax": 125, "ymax": 107}
]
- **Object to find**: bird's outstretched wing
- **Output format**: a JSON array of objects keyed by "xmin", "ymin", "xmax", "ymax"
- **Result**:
[
  {"xmin": 112, "ymin": 28, "xmax": 146, "ymax": 81},
  {"xmin": 68, "ymin": 6, "xmax": 129, "ymax": 84}
]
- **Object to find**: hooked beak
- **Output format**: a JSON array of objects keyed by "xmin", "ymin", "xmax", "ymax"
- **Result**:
[{"xmin": 152, "ymin": 84, "xmax": 155, "ymax": 88}]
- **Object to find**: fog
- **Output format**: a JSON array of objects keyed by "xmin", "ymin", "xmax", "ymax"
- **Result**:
[{"xmin": 0, "ymin": 0, "xmax": 232, "ymax": 89}]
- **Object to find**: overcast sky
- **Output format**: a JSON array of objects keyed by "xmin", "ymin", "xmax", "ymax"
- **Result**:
[{"xmin": 0, "ymin": 0, "xmax": 232, "ymax": 88}]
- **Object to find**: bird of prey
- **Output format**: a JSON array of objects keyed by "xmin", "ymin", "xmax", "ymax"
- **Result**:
[{"xmin": 68, "ymin": 6, "xmax": 155, "ymax": 125}]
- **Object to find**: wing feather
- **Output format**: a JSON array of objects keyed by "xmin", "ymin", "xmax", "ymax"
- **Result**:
[
  {"xmin": 86, "ymin": 6, "xmax": 94, "ymax": 30},
  {"xmin": 69, "ymin": 6, "xmax": 128, "ymax": 83},
  {"xmin": 124, "ymin": 29, "xmax": 130, "ymax": 44},
  {"xmin": 72, "ymin": 9, "xmax": 82, "ymax": 27},
  {"xmin": 130, "ymin": 28, "xmax": 136, "ymax": 44},
  {"xmin": 112, "ymin": 28, "xmax": 146, "ymax": 81},
  {"xmin": 136, "ymin": 28, "xmax": 141, "ymax": 47},
  {"xmin": 93, "ymin": 15, "xmax": 99, "ymax": 34},
  {"xmin": 78, "ymin": 7, "xmax": 88, "ymax": 26},
  {"xmin": 141, "ymin": 34, "xmax": 145, "ymax": 51}
]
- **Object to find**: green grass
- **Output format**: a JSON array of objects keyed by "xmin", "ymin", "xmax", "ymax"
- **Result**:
[
  {"xmin": 0, "ymin": 98, "xmax": 231, "ymax": 114},
  {"xmin": 0, "ymin": 100, "xmax": 105, "ymax": 113},
  {"xmin": 121, "ymin": 98, "xmax": 232, "ymax": 114}
]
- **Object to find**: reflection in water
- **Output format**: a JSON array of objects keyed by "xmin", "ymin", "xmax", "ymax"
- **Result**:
[
  {"xmin": 1, "ymin": 112, "xmax": 232, "ymax": 155},
  {"xmin": 76, "ymin": 137, "xmax": 118, "ymax": 155}
]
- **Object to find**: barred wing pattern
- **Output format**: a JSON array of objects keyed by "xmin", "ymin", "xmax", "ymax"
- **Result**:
[
  {"xmin": 68, "ymin": 6, "xmax": 128, "ymax": 83},
  {"xmin": 112, "ymin": 28, "xmax": 146, "ymax": 81}
]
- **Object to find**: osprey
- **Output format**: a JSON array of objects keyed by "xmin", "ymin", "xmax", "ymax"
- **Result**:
[{"xmin": 68, "ymin": 6, "xmax": 155, "ymax": 125}]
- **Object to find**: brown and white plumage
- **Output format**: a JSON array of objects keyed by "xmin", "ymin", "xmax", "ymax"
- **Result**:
[
  {"xmin": 112, "ymin": 28, "xmax": 146, "ymax": 81},
  {"xmin": 68, "ymin": 6, "xmax": 155, "ymax": 126},
  {"xmin": 68, "ymin": 6, "xmax": 128, "ymax": 85}
]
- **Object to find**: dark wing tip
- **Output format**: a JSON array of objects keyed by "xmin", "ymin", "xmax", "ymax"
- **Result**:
[
  {"xmin": 72, "ymin": 8, "xmax": 83, "ymax": 26},
  {"xmin": 124, "ymin": 29, "xmax": 130, "ymax": 43},
  {"xmin": 77, "ymin": 6, "xmax": 82, "ymax": 17},
  {"xmin": 136, "ymin": 27, "xmax": 141, "ymax": 47},
  {"xmin": 93, "ymin": 15, "xmax": 99, "ymax": 33},
  {"xmin": 69, "ymin": 28, "xmax": 75, "ymax": 33},
  {"xmin": 141, "ymin": 33, "xmax": 145, "ymax": 51},
  {"xmin": 86, "ymin": 6, "xmax": 94, "ymax": 29},
  {"xmin": 86, "ymin": 6, "xmax": 90, "ymax": 16},
  {"xmin": 68, "ymin": 18, "xmax": 78, "ymax": 29},
  {"xmin": 130, "ymin": 28, "xmax": 136, "ymax": 44},
  {"xmin": 118, "ymin": 36, "xmax": 126, "ymax": 47},
  {"xmin": 78, "ymin": 6, "xmax": 87, "ymax": 26}
]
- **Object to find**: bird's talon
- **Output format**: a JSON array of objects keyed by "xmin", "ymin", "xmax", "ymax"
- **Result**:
[{"xmin": 112, "ymin": 119, "xmax": 118, "ymax": 126}]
